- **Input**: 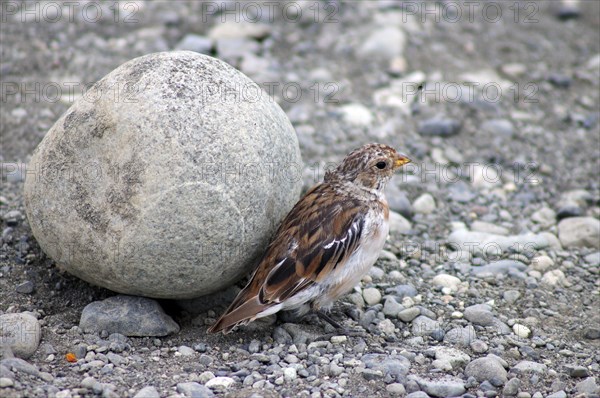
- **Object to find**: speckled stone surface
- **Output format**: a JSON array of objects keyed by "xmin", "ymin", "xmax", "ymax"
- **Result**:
[{"xmin": 24, "ymin": 51, "xmax": 302, "ymax": 299}]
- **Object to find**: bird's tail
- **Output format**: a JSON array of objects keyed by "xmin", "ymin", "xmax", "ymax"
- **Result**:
[{"xmin": 207, "ymin": 291, "xmax": 275, "ymax": 334}]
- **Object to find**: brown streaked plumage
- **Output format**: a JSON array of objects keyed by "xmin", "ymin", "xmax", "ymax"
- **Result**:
[{"xmin": 208, "ymin": 143, "xmax": 411, "ymax": 334}]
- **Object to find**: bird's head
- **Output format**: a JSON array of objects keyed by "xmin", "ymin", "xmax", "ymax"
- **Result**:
[{"xmin": 325, "ymin": 143, "xmax": 411, "ymax": 192}]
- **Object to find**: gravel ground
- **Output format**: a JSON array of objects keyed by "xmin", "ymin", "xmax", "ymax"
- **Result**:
[{"xmin": 1, "ymin": 1, "xmax": 600, "ymax": 397}]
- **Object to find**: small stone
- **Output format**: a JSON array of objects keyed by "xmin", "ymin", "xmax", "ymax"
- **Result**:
[
  {"xmin": 584, "ymin": 252, "xmax": 600, "ymax": 267},
  {"xmin": 208, "ymin": 22, "xmax": 271, "ymax": 40},
  {"xmin": 503, "ymin": 290, "xmax": 521, "ymax": 304},
  {"xmin": 546, "ymin": 391, "xmax": 567, "ymax": 398},
  {"xmin": 81, "ymin": 376, "xmax": 102, "ymax": 393},
  {"xmin": 512, "ymin": 360, "xmax": 547, "ymax": 374},
  {"xmin": 411, "ymin": 375, "xmax": 466, "ymax": 397},
  {"xmin": 369, "ymin": 266, "xmax": 385, "ymax": 280},
  {"xmin": 329, "ymin": 335, "xmax": 347, "ymax": 344},
  {"xmin": 406, "ymin": 392, "xmax": 429, "ymax": 398},
  {"xmin": 283, "ymin": 367, "xmax": 297, "ymax": 381},
  {"xmin": 444, "ymin": 325, "xmax": 477, "ymax": 346},
  {"xmin": 329, "ymin": 362, "xmax": 344, "ymax": 377},
  {"xmin": 359, "ymin": 26, "xmax": 405, "ymax": 60},
  {"xmin": 464, "ymin": 304, "xmax": 495, "ymax": 326},
  {"xmin": 448, "ymin": 181, "xmax": 476, "ymax": 202},
  {"xmin": 432, "ymin": 347, "xmax": 470, "ymax": 370},
  {"xmin": 0, "ymin": 378, "xmax": 14, "ymax": 387},
  {"xmin": 530, "ymin": 255, "xmax": 554, "ymax": 272},
  {"xmin": 503, "ymin": 377, "xmax": 521, "ymax": 396},
  {"xmin": 79, "ymin": 295, "xmax": 179, "ymax": 337},
  {"xmin": 174, "ymin": 34, "xmax": 212, "ymax": 54},
  {"xmin": 501, "ymin": 63, "xmax": 527, "ymax": 78},
  {"xmin": 481, "ymin": 119, "xmax": 514, "ymax": 137},
  {"xmin": 0, "ymin": 312, "xmax": 41, "ymax": 359},
  {"xmin": 387, "ymin": 284, "xmax": 418, "ymax": 299},
  {"xmin": 389, "ymin": 211, "xmax": 412, "ymax": 234},
  {"xmin": 583, "ymin": 328, "xmax": 600, "ymax": 340},
  {"xmin": 470, "ymin": 340, "xmax": 489, "ymax": 354},
  {"xmin": 361, "ymin": 368, "xmax": 384, "ymax": 380},
  {"xmin": 471, "ymin": 164, "xmax": 501, "ymax": 189},
  {"xmin": 556, "ymin": 205, "xmax": 583, "ymax": 220},
  {"xmin": 362, "ymin": 353, "xmax": 410, "ymax": 381},
  {"xmin": 338, "ymin": 103, "xmax": 373, "ymax": 126},
  {"xmin": 411, "ymin": 315, "xmax": 440, "ymax": 337},
  {"xmin": 531, "ymin": 207, "xmax": 557, "ymax": 227},
  {"xmin": 567, "ymin": 365, "xmax": 589, "ymax": 378},
  {"xmin": 386, "ymin": 383, "xmax": 406, "ymax": 396},
  {"xmin": 15, "ymin": 281, "xmax": 34, "ymax": 294},
  {"xmin": 176, "ymin": 382, "xmax": 213, "ymax": 397},
  {"xmin": 471, "ymin": 221, "xmax": 510, "ymax": 236},
  {"xmin": 418, "ymin": 118, "xmax": 461, "ymax": 137},
  {"xmin": 133, "ymin": 386, "xmax": 160, "ymax": 398},
  {"xmin": 558, "ymin": 217, "xmax": 600, "ymax": 248},
  {"xmin": 199, "ymin": 371, "xmax": 215, "ymax": 383},
  {"xmin": 205, "ymin": 377, "xmax": 235, "ymax": 389},
  {"xmin": 548, "ymin": 73, "xmax": 571, "ymax": 88},
  {"xmin": 576, "ymin": 377, "xmax": 599, "ymax": 395},
  {"xmin": 106, "ymin": 352, "xmax": 126, "ymax": 366},
  {"xmin": 465, "ymin": 356, "xmax": 508, "ymax": 384},
  {"xmin": 378, "ymin": 319, "xmax": 396, "ymax": 335},
  {"xmin": 363, "ymin": 288, "xmax": 382, "ymax": 306},
  {"xmin": 413, "ymin": 193, "xmax": 436, "ymax": 214},
  {"xmin": 178, "ymin": 345, "xmax": 195, "ymax": 356},
  {"xmin": 541, "ymin": 270, "xmax": 567, "ymax": 287},
  {"xmin": 399, "ymin": 307, "xmax": 421, "ymax": 323},
  {"xmin": 431, "ymin": 274, "xmax": 462, "ymax": 292},
  {"xmin": 2, "ymin": 210, "xmax": 22, "ymax": 226},
  {"xmin": 513, "ymin": 324, "xmax": 531, "ymax": 338},
  {"xmin": 383, "ymin": 296, "xmax": 403, "ymax": 318}
]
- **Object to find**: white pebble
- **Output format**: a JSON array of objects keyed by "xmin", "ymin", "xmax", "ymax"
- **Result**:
[
  {"xmin": 378, "ymin": 319, "xmax": 396, "ymax": 335},
  {"xmin": 330, "ymin": 335, "xmax": 347, "ymax": 344},
  {"xmin": 530, "ymin": 255, "xmax": 554, "ymax": 272},
  {"xmin": 413, "ymin": 193, "xmax": 436, "ymax": 214},
  {"xmin": 283, "ymin": 367, "xmax": 297, "ymax": 381},
  {"xmin": 513, "ymin": 323, "xmax": 531, "ymax": 338},
  {"xmin": 206, "ymin": 376, "xmax": 235, "ymax": 389},
  {"xmin": 362, "ymin": 287, "xmax": 382, "ymax": 305},
  {"xmin": 432, "ymin": 274, "xmax": 462, "ymax": 292}
]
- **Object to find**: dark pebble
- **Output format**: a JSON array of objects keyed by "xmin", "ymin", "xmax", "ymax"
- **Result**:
[
  {"xmin": 556, "ymin": 205, "xmax": 583, "ymax": 220},
  {"xmin": 583, "ymin": 328, "xmax": 600, "ymax": 340},
  {"xmin": 418, "ymin": 118, "xmax": 461, "ymax": 137},
  {"xmin": 548, "ymin": 73, "xmax": 572, "ymax": 88},
  {"xmin": 194, "ymin": 343, "xmax": 207, "ymax": 352},
  {"xmin": 16, "ymin": 280, "xmax": 35, "ymax": 294},
  {"xmin": 385, "ymin": 284, "xmax": 418, "ymax": 299}
]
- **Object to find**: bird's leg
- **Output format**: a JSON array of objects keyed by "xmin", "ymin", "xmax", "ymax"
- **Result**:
[
  {"xmin": 313, "ymin": 310, "xmax": 366, "ymax": 340},
  {"xmin": 316, "ymin": 310, "xmax": 346, "ymax": 330}
]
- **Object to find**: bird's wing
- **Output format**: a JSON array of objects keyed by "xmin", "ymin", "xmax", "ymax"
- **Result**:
[{"xmin": 258, "ymin": 184, "xmax": 366, "ymax": 303}]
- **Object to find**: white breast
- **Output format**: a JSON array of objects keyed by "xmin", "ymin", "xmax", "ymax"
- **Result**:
[{"xmin": 315, "ymin": 208, "xmax": 389, "ymax": 309}]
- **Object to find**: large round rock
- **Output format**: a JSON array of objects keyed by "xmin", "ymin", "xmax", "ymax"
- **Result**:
[{"xmin": 24, "ymin": 51, "xmax": 302, "ymax": 299}]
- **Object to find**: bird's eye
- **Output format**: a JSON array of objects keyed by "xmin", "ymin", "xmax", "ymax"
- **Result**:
[{"xmin": 375, "ymin": 161, "xmax": 387, "ymax": 169}]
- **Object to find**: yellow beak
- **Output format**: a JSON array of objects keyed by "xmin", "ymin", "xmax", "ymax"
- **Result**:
[{"xmin": 394, "ymin": 154, "xmax": 411, "ymax": 168}]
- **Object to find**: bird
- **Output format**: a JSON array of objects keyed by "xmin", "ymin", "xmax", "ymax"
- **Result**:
[{"xmin": 208, "ymin": 143, "xmax": 411, "ymax": 334}]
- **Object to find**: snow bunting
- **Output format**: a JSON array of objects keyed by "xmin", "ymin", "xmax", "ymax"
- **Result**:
[{"xmin": 208, "ymin": 143, "xmax": 411, "ymax": 334}]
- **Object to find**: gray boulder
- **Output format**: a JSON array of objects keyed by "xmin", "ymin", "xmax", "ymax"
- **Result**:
[
  {"xmin": 79, "ymin": 295, "xmax": 179, "ymax": 336},
  {"xmin": 24, "ymin": 51, "xmax": 302, "ymax": 299},
  {"xmin": 558, "ymin": 217, "xmax": 600, "ymax": 248}
]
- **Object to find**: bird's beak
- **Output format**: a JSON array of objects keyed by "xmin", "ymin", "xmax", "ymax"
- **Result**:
[{"xmin": 394, "ymin": 153, "xmax": 411, "ymax": 168}]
